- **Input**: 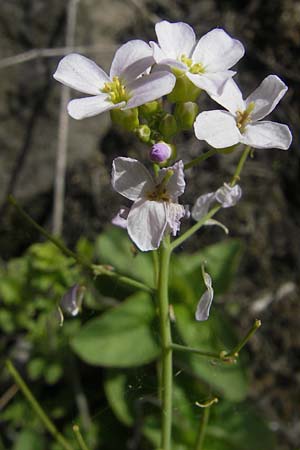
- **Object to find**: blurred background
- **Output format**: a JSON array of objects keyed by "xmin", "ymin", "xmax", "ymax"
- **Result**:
[{"xmin": 0, "ymin": 1, "xmax": 299, "ymax": 449}]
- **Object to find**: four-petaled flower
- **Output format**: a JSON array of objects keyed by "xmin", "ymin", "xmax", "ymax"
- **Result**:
[
  {"xmin": 112, "ymin": 157, "xmax": 186, "ymax": 251},
  {"xmin": 53, "ymin": 40, "xmax": 176, "ymax": 119},
  {"xmin": 150, "ymin": 20, "xmax": 245, "ymax": 96},
  {"xmin": 194, "ymin": 75, "xmax": 292, "ymax": 149}
]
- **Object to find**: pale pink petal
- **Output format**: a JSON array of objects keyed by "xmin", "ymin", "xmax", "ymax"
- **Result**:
[
  {"xmin": 112, "ymin": 157, "xmax": 154, "ymax": 201},
  {"xmin": 241, "ymin": 121, "xmax": 292, "ymax": 150},
  {"xmin": 210, "ymin": 78, "xmax": 245, "ymax": 114},
  {"xmin": 67, "ymin": 95, "xmax": 124, "ymax": 119},
  {"xmin": 155, "ymin": 21, "xmax": 196, "ymax": 60},
  {"xmin": 110, "ymin": 40, "xmax": 154, "ymax": 82},
  {"xmin": 186, "ymin": 71, "xmax": 235, "ymax": 96},
  {"xmin": 158, "ymin": 161, "xmax": 185, "ymax": 200},
  {"xmin": 127, "ymin": 199, "xmax": 167, "ymax": 251},
  {"xmin": 195, "ymin": 269, "xmax": 214, "ymax": 321},
  {"xmin": 111, "ymin": 207, "xmax": 130, "ymax": 229},
  {"xmin": 124, "ymin": 71, "xmax": 176, "ymax": 109},
  {"xmin": 192, "ymin": 29, "xmax": 244, "ymax": 71},
  {"xmin": 191, "ymin": 192, "xmax": 215, "ymax": 221},
  {"xmin": 165, "ymin": 203, "xmax": 185, "ymax": 236},
  {"xmin": 246, "ymin": 75, "xmax": 288, "ymax": 121},
  {"xmin": 53, "ymin": 53, "xmax": 110, "ymax": 94},
  {"xmin": 194, "ymin": 110, "xmax": 241, "ymax": 148},
  {"xmin": 215, "ymin": 183, "xmax": 242, "ymax": 207}
]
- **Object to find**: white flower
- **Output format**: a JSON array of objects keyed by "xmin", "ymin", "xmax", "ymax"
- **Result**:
[
  {"xmin": 111, "ymin": 157, "xmax": 186, "ymax": 251},
  {"xmin": 194, "ymin": 75, "xmax": 292, "ymax": 149},
  {"xmin": 192, "ymin": 183, "xmax": 242, "ymax": 221},
  {"xmin": 195, "ymin": 266, "xmax": 214, "ymax": 321},
  {"xmin": 150, "ymin": 20, "xmax": 244, "ymax": 96},
  {"xmin": 53, "ymin": 40, "xmax": 176, "ymax": 119}
]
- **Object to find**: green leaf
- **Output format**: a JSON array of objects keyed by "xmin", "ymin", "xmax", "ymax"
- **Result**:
[
  {"xmin": 13, "ymin": 430, "xmax": 45, "ymax": 450},
  {"xmin": 104, "ymin": 370, "xmax": 134, "ymax": 426},
  {"xmin": 71, "ymin": 292, "xmax": 160, "ymax": 367},
  {"xmin": 95, "ymin": 227, "xmax": 154, "ymax": 287},
  {"xmin": 173, "ymin": 304, "xmax": 248, "ymax": 401}
]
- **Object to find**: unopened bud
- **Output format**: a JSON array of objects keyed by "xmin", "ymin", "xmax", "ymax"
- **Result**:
[
  {"xmin": 159, "ymin": 114, "xmax": 177, "ymax": 139},
  {"xmin": 139, "ymin": 101, "xmax": 161, "ymax": 119},
  {"xmin": 168, "ymin": 74, "xmax": 201, "ymax": 103},
  {"xmin": 60, "ymin": 284, "xmax": 86, "ymax": 317},
  {"xmin": 136, "ymin": 124, "xmax": 151, "ymax": 143},
  {"xmin": 175, "ymin": 102, "xmax": 199, "ymax": 130},
  {"xmin": 150, "ymin": 142, "xmax": 172, "ymax": 163},
  {"xmin": 110, "ymin": 108, "xmax": 139, "ymax": 131}
]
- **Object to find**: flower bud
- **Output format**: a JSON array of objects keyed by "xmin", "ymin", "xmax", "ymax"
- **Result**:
[
  {"xmin": 135, "ymin": 124, "xmax": 151, "ymax": 143},
  {"xmin": 60, "ymin": 284, "xmax": 86, "ymax": 317},
  {"xmin": 110, "ymin": 108, "xmax": 139, "ymax": 131},
  {"xmin": 139, "ymin": 101, "xmax": 161, "ymax": 119},
  {"xmin": 150, "ymin": 142, "xmax": 172, "ymax": 163},
  {"xmin": 175, "ymin": 102, "xmax": 199, "ymax": 130},
  {"xmin": 168, "ymin": 74, "xmax": 201, "ymax": 103},
  {"xmin": 159, "ymin": 114, "xmax": 177, "ymax": 139}
]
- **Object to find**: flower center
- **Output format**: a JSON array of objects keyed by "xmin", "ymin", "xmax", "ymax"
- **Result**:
[
  {"xmin": 180, "ymin": 54, "xmax": 205, "ymax": 74},
  {"xmin": 236, "ymin": 102, "xmax": 255, "ymax": 133},
  {"xmin": 101, "ymin": 76, "xmax": 131, "ymax": 104},
  {"xmin": 146, "ymin": 169, "xmax": 174, "ymax": 202}
]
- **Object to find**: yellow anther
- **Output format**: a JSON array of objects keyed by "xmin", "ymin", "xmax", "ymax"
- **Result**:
[
  {"xmin": 101, "ymin": 76, "xmax": 131, "ymax": 104},
  {"xmin": 236, "ymin": 102, "xmax": 255, "ymax": 133},
  {"xmin": 180, "ymin": 54, "xmax": 205, "ymax": 74}
]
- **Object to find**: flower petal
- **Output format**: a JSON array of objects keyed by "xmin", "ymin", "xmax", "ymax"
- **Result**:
[
  {"xmin": 241, "ymin": 121, "xmax": 292, "ymax": 150},
  {"xmin": 246, "ymin": 75, "xmax": 288, "ymax": 121},
  {"xmin": 165, "ymin": 203, "xmax": 185, "ymax": 236},
  {"xmin": 158, "ymin": 160, "xmax": 186, "ymax": 200},
  {"xmin": 127, "ymin": 199, "xmax": 167, "ymax": 251},
  {"xmin": 53, "ymin": 53, "xmax": 109, "ymax": 94},
  {"xmin": 210, "ymin": 78, "xmax": 245, "ymax": 114},
  {"xmin": 215, "ymin": 183, "xmax": 242, "ymax": 207},
  {"xmin": 191, "ymin": 192, "xmax": 215, "ymax": 221},
  {"xmin": 124, "ymin": 71, "xmax": 176, "ymax": 109},
  {"xmin": 110, "ymin": 40, "xmax": 154, "ymax": 82},
  {"xmin": 111, "ymin": 206, "xmax": 130, "ymax": 229},
  {"xmin": 192, "ymin": 28, "xmax": 244, "ymax": 71},
  {"xmin": 194, "ymin": 110, "xmax": 241, "ymax": 148},
  {"xmin": 155, "ymin": 20, "xmax": 196, "ymax": 60},
  {"xmin": 112, "ymin": 157, "xmax": 154, "ymax": 201},
  {"xmin": 67, "ymin": 95, "xmax": 123, "ymax": 119},
  {"xmin": 186, "ymin": 71, "xmax": 235, "ymax": 96},
  {"xmin": 195, "ymin": 268, "xmax": 214, "ymax": 321}
]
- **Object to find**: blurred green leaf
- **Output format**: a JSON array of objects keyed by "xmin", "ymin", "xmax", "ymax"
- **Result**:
[
  {"xmin": 13, "ymin": 430, "xmax": 45, "ymax": 450},
  {"xmin": 71, "ymin": 292, "xmax": 160, "ymax": 367}
]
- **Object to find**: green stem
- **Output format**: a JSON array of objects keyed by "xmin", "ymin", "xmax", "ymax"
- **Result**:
[
  {"xmin": 72, "ymin": 425, "xmax": 91, "ymax": 450},
  {"xmin": 184, "ymin": 148, "xmax": 218, "ymax": 170},
  {"xmin": 226, "ymin": 319, "xmax": 261, "ymax": 358},
  {"xmin": 157, "ymin": 237, "xmax": 173, "ymax": 450},
  {"xmin": 194, "ymin": 407, "xmax": 211, "ymax": 450},
  {"xmin": 8, "ymin": 195, "xmax": 153, "ymax": 294},
  {"xmin": 171, "ymin": 145, "xmax": 251, "ymax": 251},
  {"xmin": 5, "ymin": 360, "xmax": 75, "ymax": 450},
  {"xmin": 171, "ymin": 343, "xmax": 221, "ymax": 360}
]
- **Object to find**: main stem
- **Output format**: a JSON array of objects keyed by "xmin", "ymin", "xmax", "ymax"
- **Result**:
[{"xmin": 157, "ymin": 237, "xmax": 173, "ymax": 450}]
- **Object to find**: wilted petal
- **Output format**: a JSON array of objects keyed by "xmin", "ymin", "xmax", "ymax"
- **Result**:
[
  {"xmin": 112, "ymin": 157, "xmax": 154, "ymax": 201},
  {"xmin": 192, "ymin": 28, "xmax": 244, "ymax": 71},
  {"xmin": 241, "ymin": 121, "xmax": 292, "ymax": 150},
  {"xmin": 194, "ymin": 110, "xmax": 241, "ymax": 148},
  {"xmin": 187, "ymin": 71, "xmax": 234, "ymax": 96},
  {"xmin": 211, "ymin": 78, "xmax": 245, "ymax": 114},
  {"xmin": 110, "ymin": 40, "xmax": 154, "ymax": 82},
  {"xmin": 195, "ymin": 268, "xmax": 214, "ymax": 321},
  {"xmin": 215, "ymin": 183, "xmax": 242, "ymax": 207},
  {"xmin": 124, "ymin": 71, "xmax": 176, "ymax": 109},
  {"xmin": 205, "ymin": 219, "xmax": 229, "ymax": 234},
  {"xmin": 68, "ymin": 95, "xmax": 123, "ymax": 119},
  {"xmin": 53, "ymin": 53, "xmax": 110, "ymax": 94},
  {"xmin": 158, "ymin": 160, "xmax": 185, "ymax": 200},
  {"xmin": 192, "ymin": 192, "xmax": 215, "ymax": 221},
  {"xmin": 127, "ymin": 199, "xmax": 167, "ymax": 251},
  {"xmin": 60, "ymin": 284, "xmax": 85, "ymax": 317},
  {"xmin": 155, "ymin": 20, "xmax": 196, "ymax": 60},
  {"xmin": 246, "ymin": 75, "xmax": 288, "ymax": 121},
  {"xmin": 165, "ymin": 203, "xmax": 185, "ymax": 236},
  {"xmin": 112, "ymin": 206, "xmax": 130, "ymax": 229}
]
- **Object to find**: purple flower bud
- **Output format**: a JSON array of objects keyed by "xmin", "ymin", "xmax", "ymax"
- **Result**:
[{"xmin": 150, "ymin": 142, "xmax": 172, "ymax": 163}]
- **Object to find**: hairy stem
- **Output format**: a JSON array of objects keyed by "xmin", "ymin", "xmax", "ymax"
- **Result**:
[
  {"xmin": 157, "ymin": 237, "xmax": 173, "ymax": 450},
  {"xmin": 5, "ymin": 360, "xmax": 75, "ymax": 450}
]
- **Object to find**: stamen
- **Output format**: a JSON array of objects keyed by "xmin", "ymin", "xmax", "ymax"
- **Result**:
[
  {"xmin": 236, "ymin": 102, "xmax": 255, "ymax": 133},
  {"xmin": 180, "ymin": 54, "xmax": 205, "ymax": 74},
  {"xmin": 146, "ymin": 169, "xmax": 174, "ymax": 202},
  {"xmin": 101, "ymin": 76, "xmax": 131, "ymax": 104}
]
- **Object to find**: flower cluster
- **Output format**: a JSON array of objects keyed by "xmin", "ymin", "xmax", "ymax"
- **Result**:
[{"xmin": 54, "ymin": 20, "xmax": 292, "ymax": 319}]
